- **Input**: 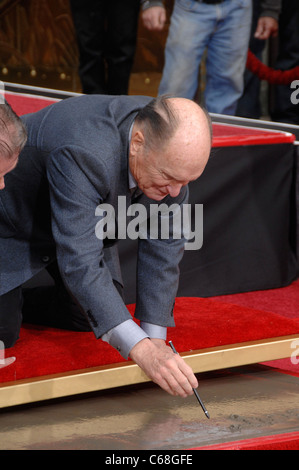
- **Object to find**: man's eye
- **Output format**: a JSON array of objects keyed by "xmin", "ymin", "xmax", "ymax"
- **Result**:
[{"xmin": 162, "ymin": 173, "xmax": 171, "ymax": 181}]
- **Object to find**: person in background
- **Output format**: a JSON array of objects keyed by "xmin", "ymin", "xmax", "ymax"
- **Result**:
[
  {"xmin": 141, "ymin": 0, "xmax": 252, "ymax": 115},
  {"xmin": 70, "ymin": 0, "xmax": 140, "ymax": 94},
  {"xmin": 270, "ymin": 0, "xmax": 299, "ymax": 125},
  {"xmin": 237, "ymin": 0, "xmax": 282, "ymax": 120}
]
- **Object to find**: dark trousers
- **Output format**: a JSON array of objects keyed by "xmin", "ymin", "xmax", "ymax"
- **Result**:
[
  {"xmin": 0, "ymin": 261, "xmax": 91, "ymax": 349},
  {"xmin": 0, "ymin": 261, "xmax": 125, "ymax": 349},
  {"xmin": 70, "ymin": 0, "xmax": 140, "ymax": 95},
  {"xmin": 236, "ymin": 0, "xmax": 264, "ymax": 119},
  {"xmin": 0, "ymin": 287, "xmax": 23, "ymax": 349},
  {"xmin": 270, "ymin": 0, "xmax": 299, "ymax": 125}
]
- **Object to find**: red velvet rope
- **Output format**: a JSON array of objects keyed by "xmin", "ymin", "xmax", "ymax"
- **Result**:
[{"xmin": 246, "ymin": 49, "xmax": 299, "ymax": 85}]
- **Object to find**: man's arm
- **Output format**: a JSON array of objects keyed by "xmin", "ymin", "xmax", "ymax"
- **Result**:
[
  {"xmin": 47, "ymin": 147, "xmax": 197, "ymax": 397},
  {"xmin": 255, "ymin": 0, "xmax": 282, "ymax": 40},
  {"xmin": 260, "ymin": 0, "xmax": 282, "ymax": 21},
  {"xmin": 141, "ymin": 0, "xmax": 166, "ymax": 31},
  {"xmin": 130, "ymin": 186, "xmax": 199, "ymax": 396},
  {"xmin": 47, "ymin": 147, "xmax": 134, "ymax": 338}
]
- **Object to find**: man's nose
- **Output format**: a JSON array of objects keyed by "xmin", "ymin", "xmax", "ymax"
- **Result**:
[{"xmin": 166, "ymin": 184, "xmax": 182, "ymax": 198}]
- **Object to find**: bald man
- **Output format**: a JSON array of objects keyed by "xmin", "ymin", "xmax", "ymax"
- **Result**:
[{"xmin": 0, "ymin": 95, "xmax": 211, "ymax": 397}]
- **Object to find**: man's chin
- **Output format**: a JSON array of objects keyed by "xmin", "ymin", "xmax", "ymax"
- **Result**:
[
  {"xmin": 142, "ymin": 188, "xmax": 168, "ymax": 201},
  {"xmin": 147, "ymin": 193, "xmax": 167, "ymax": 201}
]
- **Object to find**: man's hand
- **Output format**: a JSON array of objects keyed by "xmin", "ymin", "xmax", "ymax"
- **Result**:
[
  {"xmin": 129, "ymin": 337, "xmax": 198, "ymax": 397},
  {"xmin": 254, "ymin": 17, "xmax": 279, "ymax": 40},
  {"xmin": 141, "ymin": 6, "xmax": 167, "ymax": 31}
]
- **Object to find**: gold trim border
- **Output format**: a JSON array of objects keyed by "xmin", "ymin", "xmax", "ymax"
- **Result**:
[{"xmin": 0, "ymin": 334, "xmax": 298, "ymax": 408}]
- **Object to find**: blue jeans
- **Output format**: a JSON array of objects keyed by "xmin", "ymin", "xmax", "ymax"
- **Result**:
[{"xmin": 159, "ymin": 0, "xmax": 252, "ymax": 115}]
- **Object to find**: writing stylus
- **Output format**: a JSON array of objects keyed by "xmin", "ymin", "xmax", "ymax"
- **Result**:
[{"xmin": 169, "ymin": 340, "xmax": 210, "ymax": 419}]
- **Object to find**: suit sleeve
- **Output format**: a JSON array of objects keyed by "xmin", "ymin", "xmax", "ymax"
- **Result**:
[
  {"xmin": 260, "ymin": 0, "xmax": 282, "ymax": 20},
  {"xmin": 46, "ymin": 146, "xmax": 133, "ymax": 338},
  {"xmin": 134, "ymin": 186, "xmax": 189, "ymax": 328}
]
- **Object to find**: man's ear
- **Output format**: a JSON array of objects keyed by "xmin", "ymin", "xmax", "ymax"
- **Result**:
[{"xmin": 130, "ymin": 129, "xmax": 145, "ymax": 156}]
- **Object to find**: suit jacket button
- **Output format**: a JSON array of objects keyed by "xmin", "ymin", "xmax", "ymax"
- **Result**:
[{"xmin": 42, "ymin": 255, "xmax": 50, "ymax": 263}]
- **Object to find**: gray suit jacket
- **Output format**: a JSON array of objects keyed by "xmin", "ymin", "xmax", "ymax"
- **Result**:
[{"xmin": 0, "ymin": 95, "xmax": 187, "ymax": 337}]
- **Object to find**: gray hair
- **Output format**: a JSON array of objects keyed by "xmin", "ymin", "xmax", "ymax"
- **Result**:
[
  {"xmin": 134, "ymin": 95, "xmax": 180, "ymax": 153},
  {"xmin": 0, "ymin": 102, "xmax": 27, "ymax": 159}
]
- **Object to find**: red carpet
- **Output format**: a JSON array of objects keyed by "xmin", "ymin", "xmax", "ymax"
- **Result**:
[
  {"xmin": 210, "ymin": 280, "xmax": 299, "ymax": 319},
  {"xmin": 210, "ymin": 280, "xmax": 299, "ymax": 375},
  {"xmin": 192, "ymin": 432, "xmax": 299, "ymax": 450},
  {"xmin": 5, "ymin": 90, "xmax": 58, "ymax": 115},
  {"xmin": 1, "ymin": 296, "xmax": 299, "ymax": 384}
]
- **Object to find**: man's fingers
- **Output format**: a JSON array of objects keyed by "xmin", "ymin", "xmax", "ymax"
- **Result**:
[
  {"xmin": 152, "ymin": 368, "xmax": 190, "ymax": 397},
  {"xmin": 254, "ymin": 17, "xmax": 279, "ymax": 40},
  {"xmin": 159, "ymin": 345, "xmax": 199, "ymax": 396},
  {"xmin": 165, "ymin": 374, "xmax": 189, "ymax": 397},
  {"xmin": 175, "ymin": 356, "xmax": 198, "ymax": 393},
  {"xmin": 142, "ymin": 7, "xmax": 166, "ymax": 31},
  {"xmin": 161, "ymin": 355, "xmax": 198, "ymax": 397},
  {"xmin": 130, "ymin": 338, "xmax": 199, "ymax": 397},
  {"xmin": 169, "ymin": 345, "xmax": 199, "ymax": 390}
]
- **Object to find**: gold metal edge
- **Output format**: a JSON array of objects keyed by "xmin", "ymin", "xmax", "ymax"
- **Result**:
[
  {"xmin": 181, "ymin": 334, "xmax": 299, "ymax": 372},
  {"xmin": 0, "ymin": 334, "xmax": 298, "ymax": 408}
]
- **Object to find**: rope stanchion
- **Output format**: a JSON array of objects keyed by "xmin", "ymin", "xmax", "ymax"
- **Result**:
[{"xmin": 246, "ymin": 49, "xmax": 299, "ymax": 85}]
